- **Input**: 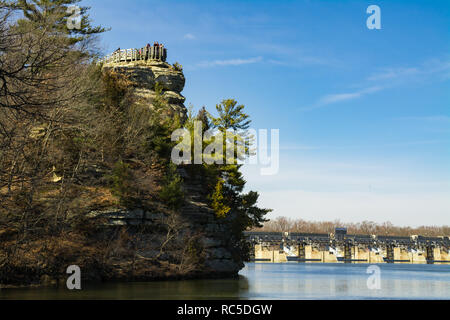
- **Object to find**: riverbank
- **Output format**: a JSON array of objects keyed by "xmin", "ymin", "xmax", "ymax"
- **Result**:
[{"xmin": 0, "ymin": 258, "xmax": 240, "ymax": 290}]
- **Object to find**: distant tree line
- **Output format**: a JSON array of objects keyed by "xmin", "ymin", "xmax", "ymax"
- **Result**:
[{"xmin": 255, "ymin": 217, "xmax": 450, "ymax": 237}]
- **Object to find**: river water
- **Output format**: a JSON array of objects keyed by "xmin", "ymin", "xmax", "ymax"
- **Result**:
[{"xmin": 0, "ymin": 263, "xmax": 449, "ymax": 300}]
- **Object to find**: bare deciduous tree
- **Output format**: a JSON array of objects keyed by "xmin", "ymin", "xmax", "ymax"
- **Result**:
[{"xmin": 255, "ymin": 217, "xmax": 449, "ymax": 237}]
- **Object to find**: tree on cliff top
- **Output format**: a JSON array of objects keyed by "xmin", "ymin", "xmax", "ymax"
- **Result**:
[
  {"xmin": 206, "ymin": 99, "xmax": 271, "ymax": 261},
  {"xmin": 182, "ymin": 99, "xmax": 270, "ymax": 228},
  {"xmin": 210, "ymin": 99, "xmax": 251, "ymax": 132},
  {"xmin": 209, "ymin": 99, "xmax": 271, "ymax": 222}
]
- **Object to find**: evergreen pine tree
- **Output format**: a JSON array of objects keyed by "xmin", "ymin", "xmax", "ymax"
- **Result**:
[{"xmin": 7, "ymin": 0, "xmax": 107, "ymax": 44}]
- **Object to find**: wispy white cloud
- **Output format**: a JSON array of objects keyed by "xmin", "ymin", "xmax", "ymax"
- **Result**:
[
  {"xmin": 251, "ymin": 42, "xmax": 341, "ymax": 68},
  {"xmin": 319, "ymin": 86, "xmax": 382, "ymax": 104},
  {"xmin": 368, "ymin": 59, "xmax": 450, "ymax": 82},
  {"xmin": 301, "ymin": 58, "xmax": 450, "ymax": 112},
  {"xmin": 267, "ymin": 56, "xmax": 339, "ymax": 68},
  {"xmin": 420, "ymin": 58, "xmax": 450, "ymax": 79},
  {"xmin": 194, "ymin": 56, "xmax": 263, "ymax": 68},
  {"xmin": 300, "ymin": 86, "xmax": 383, "ymax": 111},
  {"xmin": 183, "ymin": 33, "xmax": 196, "ymax": 40},
  {"xmin": 367, "ymin": 67, "xmax": 419, "ymax": 81}
]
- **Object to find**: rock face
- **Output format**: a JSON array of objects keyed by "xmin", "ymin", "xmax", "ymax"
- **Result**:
[
  {"xmin": 103, "ymin": 60, "xmax": 187, "ymax": 121},
  {"xmin": 181, "ymin": 200, "xmax": 244, "ymax": 276},
  {"xmin": 88, "ymin": 182, "xmax": 244, "ymax": 278},
  {"xmin": 94, "ymin": 60, "xmax": 243, "ymax": 279}
]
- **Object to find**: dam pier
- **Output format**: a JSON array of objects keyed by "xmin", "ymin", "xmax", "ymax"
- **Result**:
[{"xmin": 245, "ymin": 229, "xmax": 450, "ymax": 264}]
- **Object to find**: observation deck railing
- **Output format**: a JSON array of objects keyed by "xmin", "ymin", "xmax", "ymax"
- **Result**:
[{"xmin": 99, "ymin": 46, "xmax": 167, "ymax": 64}]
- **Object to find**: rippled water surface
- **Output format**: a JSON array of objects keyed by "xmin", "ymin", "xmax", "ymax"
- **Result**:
[{"xmin": 1, "ymin": 263, "xmax": 449, "ymax": 300}]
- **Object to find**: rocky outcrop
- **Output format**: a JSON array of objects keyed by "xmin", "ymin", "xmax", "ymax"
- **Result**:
[
  {"xmin": 86, "ymin": 166, "xmax": 245, "ymax": 278},
  {"xmin": 181, "ymin": 200, "xmax": 244, "ymax": 276},
  {"xmin": 103, "ymin": 60, "xmax": 187, "ymax": 121},
  {"xmin": 95, "ymin": 59, "xmax": 243, "ymax": 279},
  {"xmin": 88, "ymin": 197, "xmax": 243, "ymax": 278}
]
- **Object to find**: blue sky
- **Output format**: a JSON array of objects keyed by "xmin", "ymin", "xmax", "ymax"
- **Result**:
[{"xmin": 84, "ymin": 0, "xmax": 450, "ymax": 226}]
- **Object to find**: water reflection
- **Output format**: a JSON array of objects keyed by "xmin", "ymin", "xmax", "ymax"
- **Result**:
[
  {"xmin": 0, "ymin": 263, "xmax": 448, "ymax": 300},
  {"xmin": 238, "ymin": 263, "xmax": 449, "ymax": 300}
]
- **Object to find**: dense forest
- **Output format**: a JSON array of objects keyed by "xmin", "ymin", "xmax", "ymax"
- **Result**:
[{"xmin": 0, "ymin": 0, "xmax": 270, "ymax": 286}]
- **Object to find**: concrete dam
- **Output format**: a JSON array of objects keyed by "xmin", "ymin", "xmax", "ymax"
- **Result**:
[{"xmin": 244, "ymin": 229, "xmax": 450, "ymax": 264}]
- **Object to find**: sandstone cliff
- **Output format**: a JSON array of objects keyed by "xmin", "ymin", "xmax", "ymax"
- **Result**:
[
  {"xmin": 103, "ymin": 60, "xmax": 187, "ymax": 121},
  {"xmin": 87, "ymin": 168, "xmax": 244, "ymax": 279},
  {"xmin": 0, "ymin": 58, "xmax": 244, "ymax": 288},
  {"xmin": 91, "ymin": 60, "xmax": 244, "ymax": 279}
]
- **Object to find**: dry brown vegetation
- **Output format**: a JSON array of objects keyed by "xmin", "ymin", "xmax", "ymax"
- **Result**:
[{"xmin": 0, "ymin": 2, "xmax": 204, "ymax": 286}]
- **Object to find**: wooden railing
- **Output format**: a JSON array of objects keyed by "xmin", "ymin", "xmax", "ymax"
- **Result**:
[{"xmin": 99, "ymin": 46, "xmax": 167, "ymax": 64}]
